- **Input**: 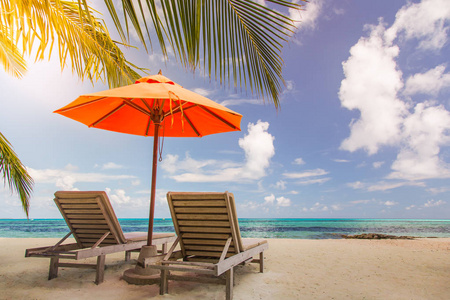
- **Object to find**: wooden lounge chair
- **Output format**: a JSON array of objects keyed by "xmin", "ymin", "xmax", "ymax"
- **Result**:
[
  {"xmin": 149, "ymin": 191, "xmax": 268, "ymax": 300},
  {"xmin": 25, "ymin": 191, "xmax": 176, "ymax": 284}
]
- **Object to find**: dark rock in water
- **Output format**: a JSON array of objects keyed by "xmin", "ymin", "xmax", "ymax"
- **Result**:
[{"xmin": 341, "ymin": 233, "xmax": 415, "ymax": 240}]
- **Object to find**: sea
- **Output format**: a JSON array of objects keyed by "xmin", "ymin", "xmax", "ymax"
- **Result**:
[{"xmin": 1, "ymin": 218, "xmax": 449, "ymax": 239}]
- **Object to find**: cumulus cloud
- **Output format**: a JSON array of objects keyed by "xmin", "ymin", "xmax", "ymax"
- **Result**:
[
  {"xmin": 339, "ymin": 22, "xmax": 406, "ymax": 155},
  {"xmin": 28, "ymin": 166, "xmax": 136, "ymax": 190},
  {"xmin": 388, "ymin": 103, "xmax": 450, "ymax": 180},
  {"xmin": 385, "ymin": 0, "xmax": 450, "ymax": 50},
  {"xmin": 105, "ymin": 188, "xmax": 131, "ymax": 206},
  {"xmin": 164, "ymin": 120, "xmax": 275, "ymax": 182},
  {"xmin": 339, "ymin": 0, "xmax": 450, "ymax": 181},
  {"xmin": 423, "ymin": 199, "xmax": 446, "ymax": 207},
  {"xmin": 404, "ymin": 65, "xmax": 450, "ymax": 96},
  {"xmin": 292, "ymin": 0, "xmax": 323, "ymax": 31},
  {"xmin": 293, "ymin": 157, "xmax": 305, "ymax": 165},
  {"xmin": 263, "ymin": 194, "xmax": 291, "ymax": 207},
  {"xmin": 383, "ymin": 200, "xmax": 398, "ymax": 206},
  {"xmin": 373, "ymin": 161, "xmax": 385, "ymax": 169}
]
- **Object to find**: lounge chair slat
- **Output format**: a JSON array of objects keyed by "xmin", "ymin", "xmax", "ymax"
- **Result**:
[
  {"xmin": 65, "ymin": 214, "xmax": 105, "ymax": 219},
  {"xmin": 178, "ymin": 220, "xmax": 230, "ymax": 227},
  {"xmin": 176, "ymin": 214, "xmax": 229, "ymax": 220},
  {"xmin": 58, "ymin": 198, "xmax": 98, "ymax": 203},
  {"xmin": 64, "ymin": 209, "xmax": 103, "ymax": 214},
  {"xmin": 172, "ymin": 200, "xmax": 226, "ymax": 207},
  {"xmin": 174, "ymin": 207, "xmax": 228, "ymax": 213},
  {"xmin": 60, "ymin": 204, "xmax": 100, "ymax": 209},
  {"xmin": 68, "ymin": 219, "xmax": 109, "ymax": 224},
  {"xmin": 185, "ymin": 251, "xmax": 233, "ymax": 258},
  {"xmin": 170, "ymin": 193, "xmax": 228, "ymax": 200},
  {"xmin": 185, "ymin": 245, "xmax": 235, "ymax": 252},
  {"xmin": 183, "ymin": 239, "xmax": 234, "ymax": 246},
  {"xmin": 71, "ymin": 224, "xmax": 110, "ymax": 229},
  {"xmin": 179, "ymin": 226, "xmax": 231, "ymax": 233},
  {"xmin": 182, "ymin": 233, "xmax": 230, "ymax": 239}
]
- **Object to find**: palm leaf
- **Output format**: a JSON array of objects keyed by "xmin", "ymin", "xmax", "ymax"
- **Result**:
[
  {"xmin": 0, "ymin": 132, "xmax": 33, "ymax": 218},
  {"xmin": 0, "ymin": 0, "xmax": 147, "ymax": 88},
  {"xmin": 104, "ymin": 0, "xmax": 304, "ymax": 108}
]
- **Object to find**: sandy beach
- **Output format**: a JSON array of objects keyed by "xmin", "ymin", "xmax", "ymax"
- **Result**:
[{"xmin": 1, "ymin": 237, "xmax": 449, "ymax": 300}]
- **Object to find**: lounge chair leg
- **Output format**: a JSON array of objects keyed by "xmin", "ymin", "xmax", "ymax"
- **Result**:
[
  {"xmin": 95, "ymin": 255, "xmax": 106, "ymax": 285},
  {"xmin": 48, "ymin": 257, "xmax": 59, "ymax": 280},
  {"xmin": 162, "ymin": 242, "xmax": 167, "ymax": 254},
  {"xmin": 259, "ymin": 252, "xmax": 264, "ymax": 273},
  {"xmin": 125, "ymin": 251, "xmax": 131, "ymax": 261},
  {"xmin": 160, "ymin": 269, "xmax": 168, "ymax": 295},
  {"xmin": 226, "ymin": 268, "xmax": 234, "ymax": 300}
]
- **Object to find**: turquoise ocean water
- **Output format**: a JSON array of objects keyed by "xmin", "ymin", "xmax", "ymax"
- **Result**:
[{"xmin": 1, "ymin": 219, "xmax": 449, "ymax": 239}]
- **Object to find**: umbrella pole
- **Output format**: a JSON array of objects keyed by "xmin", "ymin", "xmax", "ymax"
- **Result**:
[{"xmin": 147, "ymin": 122, "xmax": 160, "ymax": 246}]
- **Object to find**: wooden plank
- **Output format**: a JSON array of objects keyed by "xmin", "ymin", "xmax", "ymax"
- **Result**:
[
  {"xmin": 167, "ymin": 274, "xmax": 225, "ymax": 284},
  {"xmin": 58, "ymin": 262, "xmax": 97, "ymax": 269},
  {"xmin": 60, "ymin": 204, "xmax": 100, "ymax": 209},
  {"xmin": 174, "ymin": 207, "xmax": 228, "ymax": 213},
  {"xmin": 226, "ymin": 269, "xmax": 233, "ymax": 300},
  {"xmin": 75, "ymin": 229, "xmax": 113, "ymax": 234},
  {"xmin": 66, "ymin": 214, "xmax": 105, "ymax": 219},
  {"xmin": 71, "ymin": 224, "xmax": 110, "ymax": 229},
  {"xmin": 216, "ymin": 243, "xmax": 268, "ymax": 275},
  {"xmin": 170, "ymin": 193, "xmax": 227, "ymax": 200},
  {"xmin": 219, "ymin": 237, "xmax": 233, "ymax": 262},
  {"xmin": 69, "ymin": 219, "xmax": 108, "ymax": 224},
  {"xmin": 176, "ymin": 214, "xmax": 228, "ymax": 220},
  {"xmin": 182, "ymin": 233, "xmax": 230, "ymax": 239},
  {"xmin": 178, "ymin": 220, "xmax": 230, "ymax": 227},
  {"xmin": 77, "ymin": 233, "xmax": 114, "ymax": 238},
  {"xmin": 95, "ymin": 255, "xmax": 106, "ymax": 284},
  {"xmin": 183, "ymin": 239, "xmax": 234, "ymax": 246},
  {"xmin": 184, "ymin": 245, "xmax": 235, "ymax": 252},
  {"xmin": 172, "ymin": 200, "xmax": 225, "ymax": 207},
  {"xmin": 64, "ymin": 209, "xmax": 102, "ymax": 214},
  {"xmin": 179, "ymin": 227, "xmax": 231, "ymax": 233},
  {"xmin": 161, "ymin": 260, "xmax": 215, "ymax": 269},
  {"xmin": 185, "ymin": 251, "xmax": 233, "ymax": 258},
  {"xmin": 57, "ymin": 198, "xmax": 98, "ymax": 203}
]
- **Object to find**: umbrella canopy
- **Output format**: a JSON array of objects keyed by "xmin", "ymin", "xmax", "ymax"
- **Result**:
[{"xmin": 54, "ymin": 73, "xmax": 242, "ymax": 245}]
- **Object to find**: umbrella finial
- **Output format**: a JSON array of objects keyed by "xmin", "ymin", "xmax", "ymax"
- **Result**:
[{"xmin": 158, "ymin": 69, "xmax": 162, "ymax": 75}]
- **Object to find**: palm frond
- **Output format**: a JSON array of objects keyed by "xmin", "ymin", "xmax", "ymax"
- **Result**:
[
  {"xmin": 0, "ymin": 0, "xmax": 146, "ymax": 88},
  {"xmin": 104, "ymin": 0, "xmax": 304, "ymax": 108},
  {"xmin": 0, "ymin": 132, "xmax": 33, "ymax": 218}
]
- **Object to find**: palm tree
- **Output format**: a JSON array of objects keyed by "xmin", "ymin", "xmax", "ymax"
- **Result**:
[{"xmin": 0, "ymin": 0, "xmax": 302, "ymax": 216}]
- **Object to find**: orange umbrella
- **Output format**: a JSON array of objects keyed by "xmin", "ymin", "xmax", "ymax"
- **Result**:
[{"xmin": 54, "ymin": 73, "xmax": 242, "ymax": 246}]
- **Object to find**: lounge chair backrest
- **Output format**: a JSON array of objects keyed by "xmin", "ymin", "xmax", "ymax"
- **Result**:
[
  {"xmin": 54, "ymin": 191, "xmax": 126, "ymax": 247},
  {"xmin": 167, "ymin": 191, "xmax": 244, "ymax": 260}
]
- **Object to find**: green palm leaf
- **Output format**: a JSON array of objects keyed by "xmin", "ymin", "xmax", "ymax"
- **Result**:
[
  {"xmin": 0, "ymin": 132, "xmax": 33, "ymax": 218},
  {"xmin": 104, "ymin": 0, "xmax": 304, "ymax": 108},
  {"xmin": 0, "ymin": 0, "xmax": 146, "ymax": 88}
]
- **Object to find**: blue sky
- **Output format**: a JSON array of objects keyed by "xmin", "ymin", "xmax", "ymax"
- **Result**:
[{"xmin": 1, "ymin": 0, "xmax": 449, "ymax": 219}]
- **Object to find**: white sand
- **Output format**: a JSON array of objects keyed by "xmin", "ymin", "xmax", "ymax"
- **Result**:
[{"xmin": 1, "ymin": 237, "xmax": 449, "ymax": 299}]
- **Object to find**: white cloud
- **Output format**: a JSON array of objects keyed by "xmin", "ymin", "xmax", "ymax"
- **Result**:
[
  {"xmin": 28, "ymin": 167, "xmax": 136, "ymax": 190},
  {"xmin": 340, "ymin": 1, "xmax": 450, "ymax": 181},
  {"xmin": 283, "ymin": 168, "xmax": 328, "ymax": 179},
  {"xmin": 423, "ymin": 199, "xmax": 446, "ymax": 207},
  {"xmin": 273, "ymin": 180, "xmax": 287, "ymax": 190},
  {"xmin": 350, "ymin": 199, "xmax": 373, "ymax": 205},
  {"xmin": 383, "ymin": 200, "xmax": 398, "ymax": 206},
  {"xmin": 373, "ymin": 161, "xmax": 385, "ymax": 169},
  {"xmin": 293, "ymin": 157, "xmax": 305, "ymax": 165},
  {"xmin": 102, "ymin": 162, "xmax": 124, "ymax": 170},
  {"xmin": 385, "ymin": 0, "xmax": 450, "ymax": 50},
  {"xmin": 406, "ymin": 204, "xmax": 416, "ymax": 210},
  {"xmin": 334, "ymin": 159, "xmax": 350, "ymax": 163},
  {"xmin": 388, "ymin": 103, "xmax": 450, "ymax": 180},
  {"xmin": 296, "ymin": 177, "xmax": 331, "ymax": 185},
  {"xmin": 308, "ymin": 202, "xmax": 328, "ymax": 212},
  {"xmin": 105, "ymin": 188, "xmax": 131, "ymax": 206},
  {"xmin": 264, "ymin": 194, "xmax": 275, "ymax": 205},
  {"xmin": 404, "ymin": 65, "xmax": 450, "ymax": 96},
  {"xmin": 276, "ymin": 196, "xmax": 291, "ymax": 207},
  {"xmin": 427, "ymin": 187, "xmax": 450, "ymax": 194},
  {"xmin": 339, "ymin": 22, "xmax": 407, "ymax": 155},
  {"xmin": 292, "ymin": 0, "xmax": 323, "ymax": 31},
  {"xmin": 165, "ymin": 120, "xmax": 275, "ymax": 182},
  {"xmin": 348, "ymin": 180, "xmax": 426, "ymax": 191},
  {"xmin": 219, "ymin": 98, "xmax": 262, "ymax": 107}
]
